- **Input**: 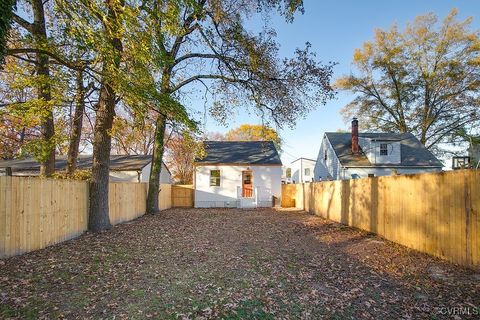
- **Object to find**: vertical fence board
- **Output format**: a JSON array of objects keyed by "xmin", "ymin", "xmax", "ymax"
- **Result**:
[
  {"xmin": 0, "ymin": 177, "xmax": 156, "ymax": 259},
  {"xmin": 172, "ymin": 185, "xmax": 194, "ymax": 208},
  {"xmin": 281, "ymin": 170, "xmax": 480, "ymax": 269},
  {"xmin": 472, "ymin": 171, "xmax": 480, "ymax": 266},
  {"xmin": 159, "ymin": 184, "xmax": 172, "ymax": 210},
  {"xmin": 0, "ymin": 177, "xmax": 5, "ymax": 256}
]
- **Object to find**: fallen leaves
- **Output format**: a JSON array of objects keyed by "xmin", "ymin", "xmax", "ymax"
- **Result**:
[{"xmin": 0, "ymin": 208, "xmax": 479, "ymax": 319}]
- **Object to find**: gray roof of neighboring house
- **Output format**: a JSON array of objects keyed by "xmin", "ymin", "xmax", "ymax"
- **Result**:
[
  {"xmin": 325, "ymin": 132, "xmax": 443, "ymax": 167},
  {"xmin": 195, "ymin": 141, "xmax": 282, "ymax": 165},
  {"xmin": 0, "ymin": 155, "xmax": 168, "ymax": 173}
]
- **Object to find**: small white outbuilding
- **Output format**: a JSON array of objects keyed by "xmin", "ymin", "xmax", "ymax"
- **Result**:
[
  {"xmin": 194, "ymin": 141, "xmax": 282, "ymax": 208},
  {"xmin": 0, "ymin": 155, "xmax": 171, "ymax": 183},
  {"xmin": 290, "ymin": 157, "xmax": 316, "ymax": 183}
]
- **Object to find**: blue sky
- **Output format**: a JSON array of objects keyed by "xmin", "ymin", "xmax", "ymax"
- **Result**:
[{"xmin": 194, "ymin": 0, "xmax": 480, "ymax": 164}]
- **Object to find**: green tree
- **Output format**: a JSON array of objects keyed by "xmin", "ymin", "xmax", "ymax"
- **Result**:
[
  {"xmin": 0, "ymin": 0, "xmax": 15, "ymax": 65},
  {"xmin": 8, "ymin": 0, "xmax": 57, "ymax": 176},
  {"xmin": 337, "ymin": 9, "xmax": 480, "ymax": 153},
  {"xmin": 225, "ymin": 124, "xmax": 283, "ymax": 153},
  {"xmin": 6, "ymin": 0, "xmax": 94, "ymax": 176},
  {"xmin": 143, "ymin": 0, "xmax": 335, "ymax": 214},
  {"xmin": 55, "ymin": 0, "xmax": 197, "ymax": 227}
]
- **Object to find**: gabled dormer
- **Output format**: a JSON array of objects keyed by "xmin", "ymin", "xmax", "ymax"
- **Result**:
[
  {"xmin": 358, "ymin": 137, "xmax": 401, "ymax": 164},
  {"xmin": 350, "ymin": 118, "xmax": 401, "ymax": 165}
]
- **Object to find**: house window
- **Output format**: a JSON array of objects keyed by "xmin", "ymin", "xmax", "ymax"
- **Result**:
[
  {"xmin": 368, "ymin": 173, "xmax": 375, "ymax": 178},
  {"xmin": 304, "ymin": 168, "xmax": 311, "ymax": 176},
  {"xmin": 324, "ymin": 150, "xmax": 328, "ymax": 161},
  {"xmin": 210, "ymin": 170, "xmax": 220, "ymax": 186},
  {"xmin": 380, "ymin": 143, "xmax": 388, "ymax": 156}
]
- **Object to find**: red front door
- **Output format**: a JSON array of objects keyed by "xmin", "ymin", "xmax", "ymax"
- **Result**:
[{"xmin": 242, "ymin": 171, "xmax": 253, "ymax": 198}]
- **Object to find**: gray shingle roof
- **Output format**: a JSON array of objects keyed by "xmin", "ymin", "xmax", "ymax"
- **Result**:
[
  {"xmin": 325, "ymin": 132, "xmax": 443, "ymax": 167},
  {"xmin": 196, "ymin": 141, "xmax": 282, "ymax": 165},
  {"xmin": 0, "ymin": 155, "xmax": 157, "ymax": 173}
]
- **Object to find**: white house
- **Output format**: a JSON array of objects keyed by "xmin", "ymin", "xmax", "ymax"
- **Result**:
[
  {"xmin": 314, "ymin": 118, "xmax": 443, "ymax": 180},
  {"xmin": 0, "ymin": 155, "xmax": 171, "ymax": 183},
  {"xmin": 194, "ymin": 141, "xmax": 282, "ymax": 208},
  {"xmin": 290, "ymin": 158, "xmax": 316, "ymax": 183}
]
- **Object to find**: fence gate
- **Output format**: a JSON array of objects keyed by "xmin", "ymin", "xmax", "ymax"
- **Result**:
[{"xmin": 171, "ymin": 185, "xmax": 194, "ymax": 207}]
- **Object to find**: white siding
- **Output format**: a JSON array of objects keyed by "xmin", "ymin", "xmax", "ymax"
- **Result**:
[
  {"xmin": 141, "ymin": 163, "xmax": 151, "ymax": 183},
  {"xmin": 194, "ymin": 165, "xmax": 282, "ymax": 208},
  {"xmin": 314, "ymin": 135, "xmax": 440, "ymax": 180},
  {"xmin": 314, "ymin": 135, "xmax": 342, "ymax": 181},
  {"xmin": 140, "ymin": 162, "xmax": 171, "ymax": 184},
  {"xmin": 291, "ymin": 158, "xmax": 316, "ymax": 183},
  {"xmin": 359, "ymin": 137, "xmax": 401, "ymax": 164},
  {"xmin": 109, "ymin": 170, "xmax": 138, "ymax": 182},
  {"xmin": 109, "ymin": 162, "xmax": 171, "ymax": 183},
  {"xmin": 341, "ymin": 167, "xmax": 441, "ymax": 179}
]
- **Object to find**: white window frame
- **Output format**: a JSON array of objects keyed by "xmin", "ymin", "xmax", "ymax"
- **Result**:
[
  {"xmin": 380, "ymin": 143, "xmax": 388, "ymax": 156},
  {"xmin": 210, "ymin": 170, "xmax": 220, "ymax": 186}
]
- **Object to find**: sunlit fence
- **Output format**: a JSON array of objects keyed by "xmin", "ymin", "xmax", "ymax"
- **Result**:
[
  {"xmin": 282, "ymin": 170, "xmax": 480, "ymax": 269},
  {"xmin": 0, "ymin": 177, "xmax": 172, "ymax": 258}
]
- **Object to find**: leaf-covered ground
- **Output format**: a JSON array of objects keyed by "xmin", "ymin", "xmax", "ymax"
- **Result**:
[{"xmin": 1, "ymin": 208, "xmax": 479, "ymax": 319}]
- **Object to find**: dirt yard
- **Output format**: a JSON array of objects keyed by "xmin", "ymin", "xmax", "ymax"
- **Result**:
[{"xmin": 1, "ymin": 208, "xmax": 479, "ymax": 319}]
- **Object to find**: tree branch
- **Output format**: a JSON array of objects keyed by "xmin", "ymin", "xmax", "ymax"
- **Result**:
[
  {"xmin": 12, "ymin": 13, "xmax": 33, "ymax": 32},
  {"xmin": 174, "ymin": 53, "xmax": 234, "ymax": 66},
  {"xmin": 170, "ymin": 74, "xmax": 243, "ymax": 93},
  {"xmin": 6, "ymin": 48, "xmax": 87, "ymax": 71}
]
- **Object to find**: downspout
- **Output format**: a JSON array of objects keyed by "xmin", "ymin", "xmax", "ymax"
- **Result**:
[{"xmin": 137, "ymin": 171, "xmax": 141, "ymax": 183}]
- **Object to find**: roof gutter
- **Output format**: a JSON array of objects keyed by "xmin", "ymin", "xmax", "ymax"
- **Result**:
[
  {"xmin": 343, "ymin": 165, "xmax": 443, "ymax": 169},
  {"xmin": 193, "ymin": 163, "xmax": 282, "ymax": 166}
]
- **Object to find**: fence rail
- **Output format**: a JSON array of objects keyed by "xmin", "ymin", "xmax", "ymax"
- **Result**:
[
  {"xmin": 282, "ymin": 170, "xmax": 480, "ymax": 269},
  {"xmin": 0, "ymin": 177, "xmax": 172, "ymax": 258}
]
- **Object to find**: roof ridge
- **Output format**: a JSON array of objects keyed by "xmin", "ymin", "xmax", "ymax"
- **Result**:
[
  {"xmin": 204, "ymin": 140, "xmax": 275, "ymax": 143},
  {"xmin": 197, "ymin": 140, "xmax": 281, "ymax": 165}
]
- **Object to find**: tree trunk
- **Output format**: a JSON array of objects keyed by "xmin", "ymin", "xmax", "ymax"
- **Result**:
[
  {"xmin": 88, "ymin": 0, "xmax": 123, "ymax": 232},
  {"xmin": 32, "ymin": 0, "xmax": 55, "ymax": 176},
  {"xmin": 88, "ymin": 80, "xmax": 115, "ymax": 231},
  {"xmin": 67, "ymin": 70, "xmax": 85, "ymax": 175},
  {"xmin": 0, "ymin": 0, "xmax": 15, "ymax": 65},
  {"xmin": 146, "ymin": 113, "xmax": 166, "ymax": 214}
]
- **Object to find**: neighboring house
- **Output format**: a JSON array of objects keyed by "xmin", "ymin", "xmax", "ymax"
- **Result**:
[
  {"xmin": 194, "ymin": 141, "xmax": 282, "ymax": 208},
  {"xmin": 290, "ymin": 158, "xmax": 316, "ymax": 183},
  {"xmin": 314, "ymin": 118, "xmax": 443, "ymax": 180},
  {"xmin": 0, "ymin": 155, "xmax": 171, "ymax": 183},
  {"xmin": 469, "ymin": 142, "xmax": 480, "ymax": 168}
]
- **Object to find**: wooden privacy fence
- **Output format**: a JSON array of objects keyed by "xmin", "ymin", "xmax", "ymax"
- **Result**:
[
  {"xmin": 0, "ymin": 177, "xmax": 172, "ymax": 258},
  {"xmin": 0, "ymin": 177, "xmax": 88, "ymax": 258},
  {"xmin": 172, "ymin": 185, "xmax": 194, "ymax": 207},
  {"xmin": 282, "ymin": 170, "xmax": 480, "ymax": 269},
  {"xmin": 159, "ymin": 184, "xmax": 172, "ymax": 211},
  {"xmin": 109, "ymin": 182, "xmax": 147, "ymax": 225}
]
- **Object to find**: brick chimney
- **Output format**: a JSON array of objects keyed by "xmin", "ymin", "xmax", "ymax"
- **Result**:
[{"xmin": 351, "ymin": 117, "xmax": 359, "ymax": 154}]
